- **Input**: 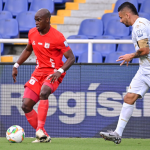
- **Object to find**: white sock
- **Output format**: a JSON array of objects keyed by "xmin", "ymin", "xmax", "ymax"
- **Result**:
[{"xmin": 115, "ymin": 102, "xmax": 134, "ymax": 137}]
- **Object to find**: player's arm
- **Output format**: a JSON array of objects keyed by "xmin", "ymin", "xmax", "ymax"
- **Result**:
[
  {"xmin": 12, "ymin": 44, "xmax": 33, "ymax": 83},
  {"xmin": 131, "ymin": 39, "xmax": 149, "ymax": 58},
  {"xmin": 49, "ymin": 49, "xmax": 75, "ymax": 83},
  {"xmin": 117, "ymin": 38, "xmax": 149, "ymax": 66},
  {"xmin": 61, "ymin": 49, "xmax": 75, "ymax": 71}
]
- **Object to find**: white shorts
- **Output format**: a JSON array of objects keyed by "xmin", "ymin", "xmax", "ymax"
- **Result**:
[{"xmin": 128, "ymin": 69, "xmax": 150, "ymax": 98}]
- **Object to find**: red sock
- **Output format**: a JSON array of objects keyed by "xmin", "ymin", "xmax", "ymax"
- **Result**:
[
  {"xmin": 37, "ymin": 100, "xmax": 49, "ymax": 130},
  {"xmin": 25, "ymin": 109, "xmax": 37, "ymax": 129}
]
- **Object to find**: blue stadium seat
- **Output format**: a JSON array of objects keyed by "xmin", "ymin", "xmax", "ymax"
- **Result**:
[
  {"xmin": 139, "ymin": 0, "xmax": 150, "ymax": 14},
  {"xmin": 2, "ymin": 0, "xmax": 6, "ymax": 3},
  {"xmin": 4, "ymin": 0, "xmax": 28, "ymax": 17},
  {"xmin": 117, "ymin": 43, "xmax": 135, "ymax": 53},
  {"xmin": 0, "ymin": 42, "xmax": 4, "ymax": 55},
  {"xmin": 67, "ymin": 35, "xmax": 88, "ymax": 58},
  {"xmin": 139, "ymin": 13, "xmax": 150, "ymax": 20},
  {"xmin": 132, "ymin": 58, "xmax": 139, "ymax": 63},
  {"xmin": 114, "ymin": 0, "xmax": 138, "ymax": 12},
  {"xmin": 0, "ymin": 35, "xmax": 4, "ymax": 55},
  {"xmin": 62, "ymin": 54, "xmax": 75, "ymax": 63},
  {"xmin": 29, "ymin": 0, "xmax": 54, "ymax": 14},
  {"xmin": 78, "ymin": 51, "xmax": 103, "ymax": 63},
  {"xmin": 16, "ymin": 11, "xmax": 36, "ymax": 32},
  {"xmin": 78, "ymin": 19, "xmax": 103, "ymax": 39},
  {"xmin": 0, "ymin": 0, "xmax": 2, "ymax": 11},
  {"xmin": 0, "ymin": 11, "xmax": 12, "ymax": 19},
  {"xmin": 105, "ymin": 51, "xmax": 127, "ymax": 63},
  {"xmin": 62, "ymin": 55, "xmax": 67, "ymax": 63},
  {"xmin": 54, "ymin": 0, "xmax": 70, "ymax": 4},
  {"xmin": 137, "ymin": 0, "xmax": 145, "ymax": 5},
  {"xmin": 104, "ymin": 19, "xmax": 130, "ymax": 39},
  {"xmin": 0, "ymin": 19, "xmax": 19, "ymax": 38},
  {"xmin": 93, "ymin": 35, "xmax": 116, "ymax": 57},
  {"xmin": 117, "ymin": 36, "xmax": 135, "ymax": 53},
  {"xmin": 102, "ymin": 13, "xmax": 119, "ymax": 32},
  {"xmin": 28, "ymin": 0, "xmax": 33, "ymax": 3}
]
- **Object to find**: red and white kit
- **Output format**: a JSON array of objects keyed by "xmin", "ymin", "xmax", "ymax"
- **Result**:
[{"xmin": 23, "ymin": 26, "xmax": 70, "ymax": 102}]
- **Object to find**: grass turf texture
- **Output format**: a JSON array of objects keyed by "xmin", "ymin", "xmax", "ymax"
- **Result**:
[{"xmin": 0, "ymin": 138, "xmax": 150, "ymax": 150}]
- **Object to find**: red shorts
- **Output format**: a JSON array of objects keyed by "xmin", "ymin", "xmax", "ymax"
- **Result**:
[{"xmin": 23, "ymin": 69, "xmax": 65, "ymax": 102}]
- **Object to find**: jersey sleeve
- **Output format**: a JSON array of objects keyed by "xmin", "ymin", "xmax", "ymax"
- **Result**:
[
  {"xmin": 57, "ymin": 34, "xmax": 70, "ymax": 53},
  {"xmin": 134, "ymin": 23, "xmax": 148, "ymax": 41}
]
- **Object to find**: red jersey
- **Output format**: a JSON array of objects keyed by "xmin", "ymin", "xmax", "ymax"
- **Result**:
[{"xmin": 28, "ymin": 26, "xmax": 70, "ymax": 75}]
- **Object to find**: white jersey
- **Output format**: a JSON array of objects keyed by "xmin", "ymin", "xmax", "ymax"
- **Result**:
[{"xmin": 132, "ymin": 17, "xmax": 150, "ymax": 74}]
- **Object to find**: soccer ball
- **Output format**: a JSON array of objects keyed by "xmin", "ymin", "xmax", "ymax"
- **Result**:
[{"xmin": 6, "ymin": 125, "xmax": 25, "ymax": 143}]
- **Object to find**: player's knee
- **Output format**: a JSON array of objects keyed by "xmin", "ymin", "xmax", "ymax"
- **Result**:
[
  {"xmin": 21, "ymin": 103, "xmax": 32, "ymax": 113},
  {"xmin": 124, "ymin": 93, "xmax": 137, "ymax": 105},
  {"xmin": 40, "ymin": 91, "xmax": 49, "ymax": 100}
]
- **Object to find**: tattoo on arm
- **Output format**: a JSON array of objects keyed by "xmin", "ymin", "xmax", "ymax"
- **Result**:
[{"xmin": 134, "ymin": 50, "xmax": 142, "ymax": 58}]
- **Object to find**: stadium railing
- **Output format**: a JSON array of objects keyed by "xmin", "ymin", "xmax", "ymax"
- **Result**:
[{"xmin": 0, "ymin": 39, "xmax": 133, "ymax": 62}]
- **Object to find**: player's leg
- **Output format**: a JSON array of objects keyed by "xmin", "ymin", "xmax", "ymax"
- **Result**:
[
  {"xmin": 36, "ymin": 82, "xmax": 53, "ymax": 142},
  {"xmin": 100, "ymin": 70, "xmax": 149, "ymax": 144},
  {"xmin": 22, "ymin": 87, "xmax": 39, "ymax": 129},
  {"xmin": 100, "ymin": 93, "xmax": 140, "ymax": 144},
  {"xmin": 114, "ymin": 93, "xmax": 139, "ymax": 137},
  {"xmin": 36, "ymin": 80, "xmax": 60, "ymax": 142}
]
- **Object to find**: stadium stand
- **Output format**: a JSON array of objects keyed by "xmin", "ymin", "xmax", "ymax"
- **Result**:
[
  {"xmin": 0, "ymin": 19, "xmax": 19, "ymax": 38},
  {"xmin": 62, "ymin": 55, "xmax": 67, "ymax": 62},
  {"xmin": 0, "ymin": 11, "xmax": 12, "ymax": 19},
  {"xmin": 29, "ymin": 0, "xmax": 54, "ymax": 14},
  {"xmin": 78, "ymin": 51, "xmax": 103, "ymax": 63},
  {"xmin": 16, "ymin": 11, "xmax": 36, "ymax": 32},
  {"xmin": 1, "ymin": 0, "xmax": 132, "ymax": 62},
  {"xmin": 105, "ymin": 51, "xmax": 127, "ymax": 63},
  {"xmin": 2, "ymin": 0, "xmax": 6, "ymax": 3},
  {"xmin": 117, "ymin": 43, "xmax": 135, "ymax": 53},
  {"xmin": 132, "ymin": 58, "xmax": 139, "ymax": 63},
  {"xmin": 137, "ymin": 0, "xmax": 145, "ymax": 5},
  {"xmin": 54, "ymin": 0, "xmax": 71, "ymax": 4},
  {"xmin": 113, "ymin": 0, "xmax": 138, "ymax": 12},
  {"xmin": 93, "ymin": 35, "xmax": 116, "ymax": 58},
  {"xmin": 51, "ymin": 0, "xmax": 117, "ymax": 38},
  {"xmin": 104, "ymin": 19, "xmax": 130, "ymax": 39},
  {"xmin": 67, "ymin": 35, "xmax": 88, "ymax": 61},
  {"xmin": 139, "ymin": 12, "xmax": 150, "ymax": 20},
  {"xmin": 139, "ymin": 0, "xmax": 150, "ymax": 14},
  {"xmin": 28, "ymin": 0, "xmax": 33, "ymax": 3},
  {"xmin": 0, "ymin": 0, "xmax": 2, "ymax": 11},
  {"xmin": 78, "ymin": 19, "xmax": 103, "ymax": 39},
  {"xmin": 101, "ymin": 13, "xmax": 119, "ymax": 32},
  {"xmin": 117, "ymin": 36, "xmax": 135, "ymax": 53},
  {"xmin": 4, "ymin": 0, "xmax": 28, "ymax": 17},
  {"xmin": 0, "ymin": 35, "xmax": 4, "ymax": 55}
]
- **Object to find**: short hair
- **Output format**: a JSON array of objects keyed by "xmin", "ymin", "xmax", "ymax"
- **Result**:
[{"xmin": 118, "ymin": 2, "xmax": 138, "ymax": 15}]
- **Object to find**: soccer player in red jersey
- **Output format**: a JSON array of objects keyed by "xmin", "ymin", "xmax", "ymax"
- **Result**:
[{"xmin": 12, "ymin": 8, "xmax": 75, "ymax": 143}]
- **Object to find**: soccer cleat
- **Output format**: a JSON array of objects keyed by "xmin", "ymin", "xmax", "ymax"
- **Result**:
[
  {"xmin": 32, "ymin": 136, "xmax": 51, "ymax": 143},
  {"xmin": 100, "ymin": 130, "xmax": 121, "ymax": 144},
  {"xmin": 36, "ymin": 129, "xmax": 47, "ymax": 140}
]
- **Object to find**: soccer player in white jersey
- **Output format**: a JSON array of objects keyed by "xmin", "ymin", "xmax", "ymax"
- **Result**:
[{"xmin": 100, "ymin": 2, "xmax": 150, "ymax": 144}]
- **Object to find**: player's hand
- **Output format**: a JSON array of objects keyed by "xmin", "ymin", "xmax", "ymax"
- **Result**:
[
  {"xmin": 12, "ymin": 67, "xmax": 18, "ymax": 83},
  {"xmin": 116, "ymin": 54, "xmax": 133, "ymax": 66},
  {"xmin": 48, "ymin": 71, "xmax": 61, "ymax": 83}
]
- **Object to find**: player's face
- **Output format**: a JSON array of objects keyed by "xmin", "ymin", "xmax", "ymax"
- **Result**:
[
  {"xmin": 118, "ymin": 11, "xmax": 130, "ymax": 27},
  {"xmin": 34, "ymin": 15, "xmax": 47, "ymax": 32}
]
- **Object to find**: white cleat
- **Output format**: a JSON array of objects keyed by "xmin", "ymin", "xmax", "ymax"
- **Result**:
[
  {"xmin": 32, "ymin": 136, "xmax": 51, "ymax": 143},
  {"xmin": 100, "ymin": 130, "xmax": 121, "ymax": 144},
  {"xmin": 36, "ymin": 129, "xmax": 47, "ymax": 140}
]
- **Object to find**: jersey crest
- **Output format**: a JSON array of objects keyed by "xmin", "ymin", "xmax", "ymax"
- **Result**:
[{"xmin": 44, "ymin": 42, "xmax": 50, "ymax": 48}]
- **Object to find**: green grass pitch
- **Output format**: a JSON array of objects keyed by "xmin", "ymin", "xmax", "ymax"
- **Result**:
[{"xmin": 0, "ymin": 138, "xmax": 150, "ymax": 150}]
